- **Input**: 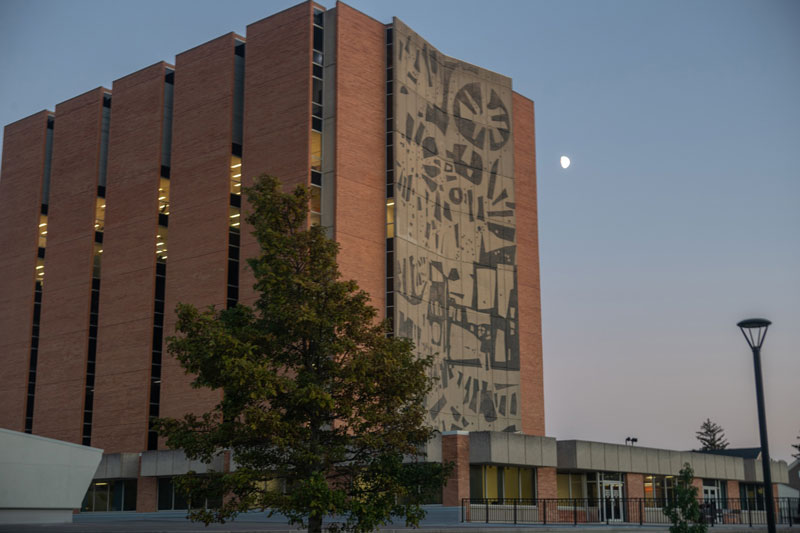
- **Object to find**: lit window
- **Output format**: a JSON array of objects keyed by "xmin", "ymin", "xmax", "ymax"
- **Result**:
[
  {"xmin": 38, "ymin": 214, "xmax": 48, "ymax": 248},
  {"xmin": 230, "ymin": 155, "xmax": 242, "ymax": 195},
  {"xmin": 94, "ymin": 197, "xmax": 105, "ymax": 232},
  {"xmin": 158, "ymin": 177, "xmax": 170, "ymax": 215},
  {"xmin": 386, "ymin": 200, "xmax": 395, "ymax": 239},
  {"xmin": 156, "ymin": 227, "xmax": 168, "ymax": 261},
  {"xmin": 310, "ymin": 131, "xmax": 322, "ymax": 172},
  {"xmin": 229, "ymin": 205, "xmax": 240, "ymax": 228},
  {"xmin": 35, "ymin": 257, "xmax": 45, "ymax": 283}
]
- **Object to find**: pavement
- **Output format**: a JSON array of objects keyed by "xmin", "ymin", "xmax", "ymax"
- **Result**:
[{"xmin": 0, "ymin": 506, "xmax": 789, "ymax": 532}]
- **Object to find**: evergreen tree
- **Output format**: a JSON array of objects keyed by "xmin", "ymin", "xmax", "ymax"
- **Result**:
[
  {"xmin": 792, "ymin": 431, "xmax": 800, "ymax": 460},
  {"xmin": 695, "ymin": 418, "xmax": 729, "ymax": 451},
  {"xmin": 663, "ymin": 464, "xmax": 707, "ymax": 533},
  {"xmin": 155, "ymin": 175, "xmax": 448, "ymax": 533}
]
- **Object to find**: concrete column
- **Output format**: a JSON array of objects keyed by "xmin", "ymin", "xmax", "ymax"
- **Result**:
[
  {"xmin": 441, "ymin": 431, "xmax": 469, "ymax": 506},
  {"xmin": 537, "ymin": 466, "xmax": 557, "ymax": 499}
]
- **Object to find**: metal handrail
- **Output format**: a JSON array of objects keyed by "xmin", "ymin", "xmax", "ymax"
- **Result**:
[{"xmin": 461, "ymin": 497, "xmax": 800, "ymax": 527}]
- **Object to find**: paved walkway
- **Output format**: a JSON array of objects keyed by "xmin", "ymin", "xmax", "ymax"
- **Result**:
[{"xmin": 0, "ymin": 506, "xmax": 792, "ymax": 532}]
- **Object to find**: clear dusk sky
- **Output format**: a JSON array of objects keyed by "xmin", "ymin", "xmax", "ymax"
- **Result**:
[{"xmin": 1, "ymin": 1, "xmax": 798, "ymax": 461}]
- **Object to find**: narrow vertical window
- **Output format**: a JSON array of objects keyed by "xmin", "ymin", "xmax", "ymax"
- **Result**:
[
  {"xmin": 25, "ymin": 115, "xmax": 53, "ymax": 433},
  {"xmin": 82, "ymin": 93, "xmax": 111, "ymax": 446},
  {"xmin": 226, "ymin": 42, "xmax": 245, "ymax": 310},
  {"xmin": 147, "ymin": 68, "xmax": 174, "ymax": 450},
  {"xmin": 385, "ymin": 26, "xmax": 395, "ymax": 334},
  {"xmin": 310, "ymin": 9, "xmax": 324, "ymax": 227}
]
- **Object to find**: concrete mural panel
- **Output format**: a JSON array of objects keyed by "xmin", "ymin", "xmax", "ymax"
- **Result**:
[{"xmin": 392, "ymin": 19, "xmax": 519, "ymax": 432}]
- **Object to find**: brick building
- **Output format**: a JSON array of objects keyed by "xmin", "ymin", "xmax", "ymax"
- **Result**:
[{"xmin": 0, "ymin": 1, "xmax": 788, "ymax": 518}]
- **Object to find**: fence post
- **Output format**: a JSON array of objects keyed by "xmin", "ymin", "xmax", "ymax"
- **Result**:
[
  {"xmin": 574, "ymin": 498, "xmax": 577, "ymax": 525},
  {"xmin": 640, "ymin": 499, "xmax": 644, "ymax": 526},
  {"xmin": 543, "ymin": 499, "xmax": 547, "ymax": 525},
  {"xmin": 461, "ymin": 499, "xmax": 463, "ymax": 523},
  {"xmin": 514, "ymin": 498, "xmax": 517, "ymax": 525},
  {"xmin": 748, "ymin": 505, "xmax": 752, "ymax": 528},
  {"xmin": 486, "ymin": 499, "xmax": 489, "ymax": 524}
]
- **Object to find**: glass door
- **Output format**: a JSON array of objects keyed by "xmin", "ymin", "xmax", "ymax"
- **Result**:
[{"xmin": 602, "ymin": 482, "xmax": 624, "ymax": 522}]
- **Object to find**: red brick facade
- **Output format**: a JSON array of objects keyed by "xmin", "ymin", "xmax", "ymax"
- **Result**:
[
  {"xmin": 333, "ymin": 3, "xmax": 386, "ymax": 315},
  {"xmin": 34, "ymin": 88, "xmax": 106, "ymax": 443},
  {"xmin": 514, "ymin": 93, "xmax": 545, "ymax": 437},
  {"xmin": 240, "ymin": 1, "xmax": 314, "ymax": 308},
  {"xmin": 0, "ymin": 2, "xmax": 556, "ymax": 514},
  {"xmin": 159, "ymin": 35, "xmax": 239, "ymax": 430},
  {"xmin": 442, "ymin": 433, "xmax": 470, "ymax": 506},
  {"xmin": 538, "ymin": 466, "xmax": 558, "ymax": 499},
  {"xmin": 0, "ymin": 111, "xmax": 49, "ymax": 432},
  {"xmin": 93, "ymin": 63, "xmax": 168, "ymax": 454}
]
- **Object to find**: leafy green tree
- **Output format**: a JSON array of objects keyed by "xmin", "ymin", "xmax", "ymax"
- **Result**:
[
  {"xmin": 155, "ymin": 175, "xmax": 448, "ymax": 533},
  {"xmin": 695, "ymin": 418, "xmax": 728, "ymax": 450},
  {"xmin": 663, "ymin": 463, "xmax": 707, "ymax": 533}
]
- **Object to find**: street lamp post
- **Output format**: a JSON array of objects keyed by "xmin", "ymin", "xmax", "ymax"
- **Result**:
[{"xmin": 737, "ymin": 318, "xmax": 776, "ymax": 533}]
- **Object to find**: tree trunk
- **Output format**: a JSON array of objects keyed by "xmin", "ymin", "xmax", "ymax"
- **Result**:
[{"xmin": 308, "ymin": 514, "xmax": 323, "ymax": 533}]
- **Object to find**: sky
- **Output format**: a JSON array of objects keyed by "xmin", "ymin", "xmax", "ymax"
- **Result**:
[{"xmin": 1, "ymin": 1, "xmax": 798, "ymax": 462}]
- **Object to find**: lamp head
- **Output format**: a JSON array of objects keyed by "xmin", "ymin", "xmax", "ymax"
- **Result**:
[{"xmin": 737, "ymin": 318, "xmax": 771, "ymax": 350}]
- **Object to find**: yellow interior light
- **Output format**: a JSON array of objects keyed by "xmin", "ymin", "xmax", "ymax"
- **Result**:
[
  {"xmin": 36, "ymin": 265, "xmax": 44, "ymax": 269},
  {"xmin": 386, "ymin": 201, "xmax": 395, "ymax": 206},
  {"xmin": 231, "ymin": 163, "xmax": 242, "ymax": 168},
  {"xmin": 230, "ymin": 213, "xmax": 240, "ymax": 218},
  {"xmin": 39, "ymin": 223, "xmax": 47, "ymax": 227}
]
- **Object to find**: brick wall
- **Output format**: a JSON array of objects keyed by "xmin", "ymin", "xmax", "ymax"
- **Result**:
[
  {"xmin": 159, "ymin": 35, "xmax": 238, "ymax": 431},
  {"xmin": 0, "ymin": 111, "xmax": 49, "ymax": 431},
  {"xmin": 93, "ymin": 63, "xmax": 167, "ymax": 453},
  {"xmin": 514, "ymin": 92, "xmax": 545, "ymax": 436},
  {"xmin": 442, "ymin": 433, "xmax": 470, "ymax": 506},
  {"xmin": 333, "ymin": 3, "xmax": 386, "ymax": 314},
  {"xmin": 34, "ymin": 88, "xmax": 106, "ymax": 443},
  {"xmin": 240, "ymin": 1, "xmax": 313, "ymax": 307},
  {"xmin": 538, "ymin": 466, "xmax": 557, "ymax": 499}
]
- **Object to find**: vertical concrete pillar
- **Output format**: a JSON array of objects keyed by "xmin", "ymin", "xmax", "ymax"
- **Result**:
[
  {"xmin": 537, "ymin": 466, "xmax": 557, "ymax": 499},
  {"xmin": 441, "ymin": 431, "xmax": 470, "ymax": 506}
]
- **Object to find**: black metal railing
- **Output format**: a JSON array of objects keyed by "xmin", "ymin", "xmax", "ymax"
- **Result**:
[{"xmin": 461, "ymin": 497, "xmax": 800, "ymax": 527}]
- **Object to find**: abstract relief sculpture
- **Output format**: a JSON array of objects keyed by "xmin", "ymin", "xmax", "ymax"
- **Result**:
[{"xmin": 391, "ymin": 20, "xmax": 520, "ymax": 432}]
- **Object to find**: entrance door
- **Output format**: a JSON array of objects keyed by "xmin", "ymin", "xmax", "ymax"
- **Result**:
[{"xmin": 602, "ymin": 482, "xmax": 624, "ymax": 522}]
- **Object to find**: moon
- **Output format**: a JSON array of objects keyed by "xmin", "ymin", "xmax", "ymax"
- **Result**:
[{"xmin": 560, "ymin": 156, "xmax": 571, "ymax": 169}]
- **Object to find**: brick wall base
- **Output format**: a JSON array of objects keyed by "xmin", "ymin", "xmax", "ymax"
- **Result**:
[{"xmin": 441, "ymin": 432, "xmax": 470, "ymax": 506}]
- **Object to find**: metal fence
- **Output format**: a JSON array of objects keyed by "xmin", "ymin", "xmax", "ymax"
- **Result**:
[{"xmin": 462, "ymin": 497, "xmax": 800, "ymax": 527}]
